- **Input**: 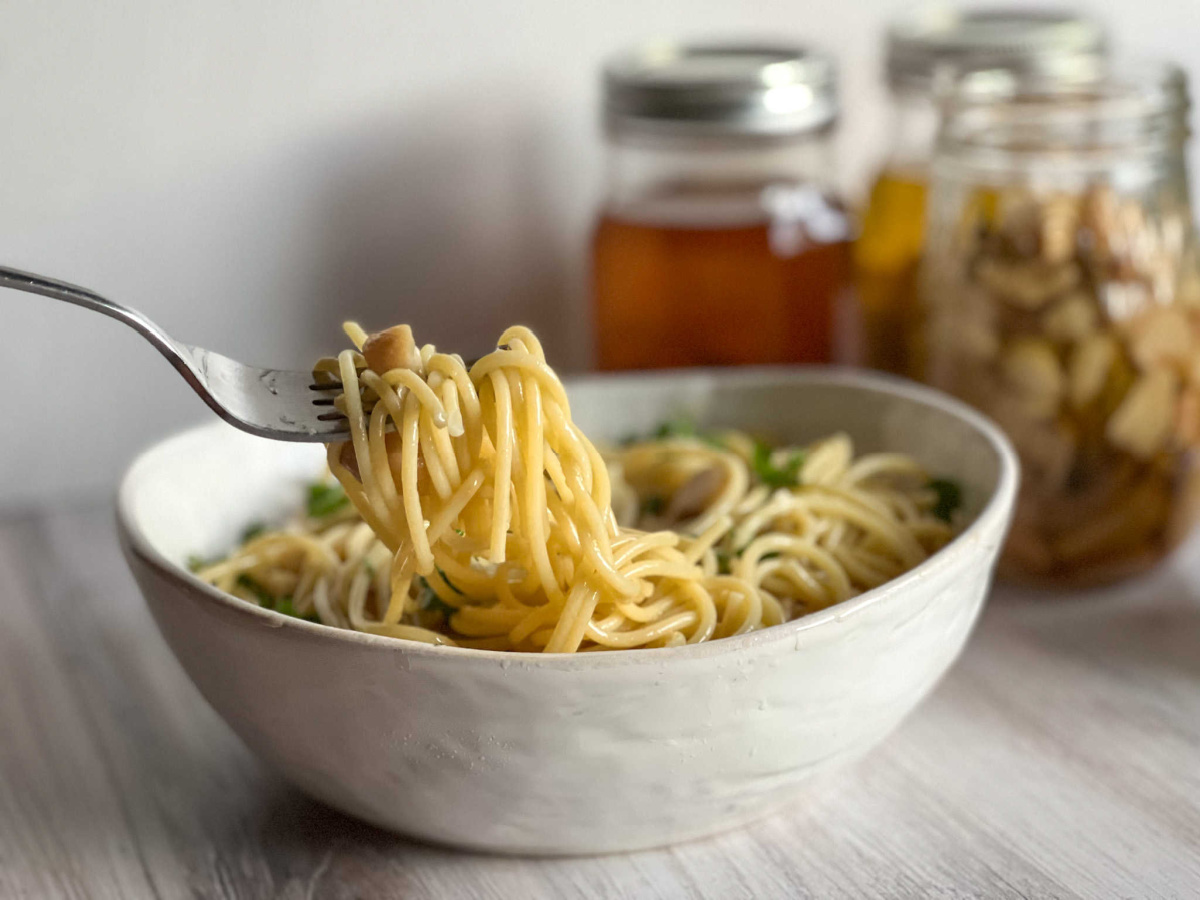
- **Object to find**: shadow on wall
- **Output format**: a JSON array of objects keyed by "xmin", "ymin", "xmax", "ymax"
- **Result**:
[
  {"xmin": 304, "ymin": 88, "xmax": 576, "ymax": 367},
  {"xmin": 0, "ymin": 83, "xmax": 583, "ymax": 504}
]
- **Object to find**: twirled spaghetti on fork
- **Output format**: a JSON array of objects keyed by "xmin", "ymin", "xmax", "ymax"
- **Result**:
[{"xmin": 195, "ymin": 323, "xmax": 957, "ymax": 652}]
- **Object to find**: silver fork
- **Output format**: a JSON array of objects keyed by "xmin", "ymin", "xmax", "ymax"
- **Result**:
[{"xmin": 0, "ymin": 266, "xmax": 349, "ymax": 441}]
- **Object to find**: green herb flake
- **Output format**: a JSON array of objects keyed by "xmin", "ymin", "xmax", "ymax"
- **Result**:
[
  {"xmin": 416, "ymin": 576, "xmax": 459, "ymax": 618},
  {"xmin": 929, "ymin": 478, "xmax": 963, "ymax": 523},
  {"xmin": 640, "ymin": 495, "xmax": 665, "ymax": 516},
  {"xmin": 235, "ymin": 574, "xmax": 275, "ymax": 606},
  {"xmin": 186, "ymin": 554, "xmax": 218, "ymax": 573},
  {"xmin": 752, "ymin": 441, "xmax": 806, "ymax": 490},
  {"xmin": 307, "ymin": 482, "xmax": 349, "ymax": 518},
  {"xmin": 273, "ymin": 597, "xmax": 320, "ymax": 623},
  {"xmin": 240, "ymin": 521, "xmax": 267, "ymax": 544},
  {"xmin": 654, "ymin": 417, "xmax": 697, "ymax": 440},
  {"xmin": 714, "ymin": 548, "xmax": 733, "ymax": 575},
  {"xmin": 648, "ymin": 417, "xmax": 725, "ymax": 448},
  {"xmin": 434, "ymin": 565, "xmax": 465, "ymax": 596}
]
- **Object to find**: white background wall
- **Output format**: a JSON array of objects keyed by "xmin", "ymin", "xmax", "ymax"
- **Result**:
[{"xmin": 2, "ymin": 0, "xmax": 1197, "ymax": 506}]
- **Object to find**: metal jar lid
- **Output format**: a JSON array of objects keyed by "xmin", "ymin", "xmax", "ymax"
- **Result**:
[
  {"xmin": 603, "ymin": 42, "xmax": 838, "ymax": 138},
  {"xmin": 940, "ymin": 60, "xmax": 1191, "ymax": 163},
  {"xmin": 887, "ymin": 6, "xmax": 1107, "ymax": 93}
]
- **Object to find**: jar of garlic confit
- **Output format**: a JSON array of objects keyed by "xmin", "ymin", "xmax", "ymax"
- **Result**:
[
  {"xmin": 856, "ymin": 7, "xmax": 1105, "ymax": 376},
  {"xmin": 922, "ymin": 62, "xmax": 1200, "ymax": 586}
]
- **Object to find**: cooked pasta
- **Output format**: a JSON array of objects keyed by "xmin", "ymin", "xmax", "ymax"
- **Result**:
[{"xmin": 194, "ymin": 323, "xmax": 959, "ymax": 652}]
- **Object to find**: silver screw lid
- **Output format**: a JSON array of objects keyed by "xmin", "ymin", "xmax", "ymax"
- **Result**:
[
  {"xmin": 887, "ymin": 6, "xmax": 1107, "ymax": 93},
  {"xmin": 603, "ymin": 42, "xmax": 838, "ymax": 138},
  {"xmin": 941, "ymin": 59, "xmax": 1190, "ymax": 158}
]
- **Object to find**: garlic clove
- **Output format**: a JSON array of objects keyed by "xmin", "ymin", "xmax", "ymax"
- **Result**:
[
  {"xmin": 1001, "ymin": 338, "xmax": 1063, "ymax": 420},
  {"xmin": 1042, "ymin": 291, "xmax": 1098, "ymax": 344},
  {"xmin": 1106, "ymin": 369, "xmax": 1179, "ymax": 459},
  {"xmin": 1128, "ymin": 307, "xmax": 1194, "ymax": 372},
  {"xmin": 1068, "ymin": 334, "xmax": 1118, "ymax": 410},
  {"xmin": 976, "ymin": 258, "xmax": 1081, "ymax": 311}
]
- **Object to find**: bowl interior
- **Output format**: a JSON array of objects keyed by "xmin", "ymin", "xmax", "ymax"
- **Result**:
[
  {"xmin": 568, "ymin": 368, "xmax": 1004, "ymax": 523},
  {"xmin": 123, "ymin": 367, "xmax": 1012, "ymax": 603}
]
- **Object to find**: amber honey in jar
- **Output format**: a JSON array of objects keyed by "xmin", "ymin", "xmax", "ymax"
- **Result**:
[
  {"xmin": 857, "ymin": 8, "xmax": 1106, "ymax": 377},
  {"xmin": 922, "ymin": 62, "xmax": 1200, "ymax": 587},
  {"xmin": 593, "ymin": 43, "xmax": 851, "ymax": 370}
]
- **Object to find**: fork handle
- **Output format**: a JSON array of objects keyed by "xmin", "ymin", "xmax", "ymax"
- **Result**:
[
  {"xmin": 0, "ymin": 265, "xmax": 183, "ymax": 361},
  {"xmin": 0, "ymin": 264, "xmax": 206, "ymax": 400},
  {"xmin": 0, "ymin": 264, "xmax": 349, "ymax": 441}
]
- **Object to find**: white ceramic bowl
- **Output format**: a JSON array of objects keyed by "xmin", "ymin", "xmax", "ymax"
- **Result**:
[{"xmin": 118, "ymin": 368, "xmax": 1018, "ymax": 855}]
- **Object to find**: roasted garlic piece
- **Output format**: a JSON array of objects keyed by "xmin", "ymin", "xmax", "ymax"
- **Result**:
[
  {"xmin": 1042, "ymin": 292, "xmax": 1097, "ymax": 344},
  {"xmin": 1128, "ymin": 307, "xmax": 1194, "ymax": 372},
  {"xmin": 1001, "ymin": 338, "xmax": 1063, "ymax": 420},
  {"xmin": 975, "ymin": 258, "xmax": 1081, "ymax": 311},
  {"xmin": 1068, "ymin": 334, "xmax": 1118, "ymax": 410},
  {"xmin": 1106, "ymin": 370, "xmax": 1179, "ymax": 460}
]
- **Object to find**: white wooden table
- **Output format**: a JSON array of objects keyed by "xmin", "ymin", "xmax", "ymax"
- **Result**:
[{"xmin": 3, "ymin": 502, "xmax": 1200, "ymax": 899}]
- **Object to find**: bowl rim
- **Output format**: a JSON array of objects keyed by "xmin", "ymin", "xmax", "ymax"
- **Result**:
[{"xmin": 117, "ymin": 366, "xmax": 1020, "ymax": 670}]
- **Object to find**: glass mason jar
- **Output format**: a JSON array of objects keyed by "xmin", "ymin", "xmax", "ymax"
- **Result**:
[
  {"xmin": 856, "ymin": 8, "xmax": 1106, "ymax": 377},
  {"xmin": 592, "ymin": 43, "xmax": 852, "ymax": 370},
  {"xmin": 922, "ymin": 62, "xmax": 1199, "ymax": 587}
]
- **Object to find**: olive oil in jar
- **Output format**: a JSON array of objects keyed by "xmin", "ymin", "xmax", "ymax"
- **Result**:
[
  {"xmin": 853, "ymin": 171, "xmax": 927, "ymax": 376},
  {"xmin": 593, "ymin": 43, "xmax": 850, "ymax": 370},
  {"xmin": 594, "ymin": 191, "xmax": 851, "ymax": 369}
]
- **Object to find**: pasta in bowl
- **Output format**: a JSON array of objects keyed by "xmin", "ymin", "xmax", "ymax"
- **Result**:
[
  {"xmin": 194, "ymin": 323, "xmax": 962, "ymax": 652},
  {"xmin": 118, "ymin": 334, "xmax": 1018, "ymax": 854}
]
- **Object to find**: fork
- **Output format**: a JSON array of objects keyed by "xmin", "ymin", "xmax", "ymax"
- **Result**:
[{"xmin": 0, "ymin": 265, "xmax": 349, "ymax": 441}]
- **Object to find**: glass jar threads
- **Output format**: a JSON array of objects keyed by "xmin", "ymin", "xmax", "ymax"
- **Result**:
[
  {"xmin": 592, "ymin": 43, "xmax": 851, "ymax": 370},
  {"xmin": 922, "ymin": 62, "xmax": 1199, "ymax": 586},
  {"xmin": 856, "ymin": 7, "xmax": 1105, "ymax": 376}
]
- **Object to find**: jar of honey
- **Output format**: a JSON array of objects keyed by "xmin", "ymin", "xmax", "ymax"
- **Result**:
[
  {"xmin": 922, "ymin": 61, "xmax": 1200, "ymax": 587},
  {"xmin": 592, "ymin": 43, "xmax": 851, "ymax": 370},
  {"xmin": 856, "ymin": 8, "xmax": 1106, "ymax": 377}
]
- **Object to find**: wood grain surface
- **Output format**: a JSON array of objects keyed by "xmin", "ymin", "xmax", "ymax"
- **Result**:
[{"xmin": 3, "ymin": 502, "xmax": 1199, "ymax": 899}]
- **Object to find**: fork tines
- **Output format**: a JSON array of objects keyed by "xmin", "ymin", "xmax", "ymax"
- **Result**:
[{"xmin": 309, "ymin": 379, "xmax": 380, "ymax": 423}]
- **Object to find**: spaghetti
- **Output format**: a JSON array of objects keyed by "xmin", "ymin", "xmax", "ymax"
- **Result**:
[{"xmin": 195, "ymin": 323, "xmax": 958, "ymax": 652}]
